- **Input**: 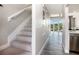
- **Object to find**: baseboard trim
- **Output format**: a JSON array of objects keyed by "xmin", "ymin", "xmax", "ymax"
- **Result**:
[
  {"xmin": 64, "ymin": 49, "xmax": 69, "ymax": 53},
  {"xmin": 62, "ymin": 44, "xmax": 69, "ymax": 54},
  {"xmin": 38, "ymin": 36, "xmax": 50, "ymax": 55},
  {"xmin": 0, "ymin": 43, "xmax": 9, "ymax": 51}
]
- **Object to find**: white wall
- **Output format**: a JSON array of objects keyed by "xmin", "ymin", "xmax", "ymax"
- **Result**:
[
  {"xmin": 3, "ymin": 4, "xmax": 31, "ymax": 35},
  {"xmin": 69, "ymin": 4, "xmax": 79, "ymax": 29},
  {"xmin": 69, "ymin": 12, "xmax": 79, "ymax": 29},
  {"xmin": 0, "ymin": 7, "xmax": 8, "ymax": 46},
  {"xmin": 69, "ymin": 4, "xmax": 79, "ymax": 13},
  {"xmin": 3, "ymin": 4, "xmax": 30, "ymax": 17},
  {"xmin": 63, "ymin": 5, "xmax": 69, "ymax": 53},
  {"xmin": 75, "ymin": 13, "xmax": 79, "ymax": 29},
  {"xmin": 0, "ymin": 4, "xmax": 31, "ymax": 46},
  {"xmin": 35, "ymin": 4, "xmax": 49, "ymax": 54}
]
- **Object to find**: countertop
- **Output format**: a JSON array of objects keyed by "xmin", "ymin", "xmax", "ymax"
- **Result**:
[{"xmin": 69, "ymin": 30, "xmax": 79, "ymax": 35}]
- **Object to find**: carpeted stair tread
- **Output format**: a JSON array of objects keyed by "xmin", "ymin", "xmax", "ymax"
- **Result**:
[
  {"xmin": 14, "ymin": 36, "xmax": 31, "ymax": 43},
  {"xmin": 11, "ymin": 41, "xmax": 32, "ymax": 51},
  {"xmin": 19, "ymin": 31, "xmax": 32, "ymax": 35}
]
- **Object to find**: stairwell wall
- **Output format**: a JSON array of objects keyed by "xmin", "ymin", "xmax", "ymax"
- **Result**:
[
  {"xmin": 0, "ymin": 4, "xmax": 31, "ymax": 47},
  {"xmin": 35, "ymin": 4, "xmax": 49, "ymax": 54}
]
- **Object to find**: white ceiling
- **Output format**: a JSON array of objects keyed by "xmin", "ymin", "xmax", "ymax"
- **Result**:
[
  {"xmin": 45, "ymin": 4, "xmax": 79, "ymax": 17},
  {"xmin": 45, "ymin": 4, "xmax": 64, "ymax": 17}
]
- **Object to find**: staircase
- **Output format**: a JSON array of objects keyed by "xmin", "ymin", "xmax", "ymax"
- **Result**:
[
  {"xmin": 0, "ymin": 19, "xmax": 32, "ymax": 55},
  {"xmin": 11, "ymin": 19, "xmax": 32, "ymax": 51}
]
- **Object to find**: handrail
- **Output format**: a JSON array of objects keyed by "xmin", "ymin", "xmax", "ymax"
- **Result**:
[{"xmin": 8, "ymin": 6, "xmax": 32, "ymax": 22}]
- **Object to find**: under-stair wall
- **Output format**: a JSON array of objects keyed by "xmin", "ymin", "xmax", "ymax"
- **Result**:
[{"xmin": 35, "ymin": 4, "xmax": 49, "ymax": 55}]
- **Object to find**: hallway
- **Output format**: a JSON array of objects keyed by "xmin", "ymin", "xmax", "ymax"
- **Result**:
[
  {"xmin": 41, "ymin": 31, "xmax": 77, "ymax": 55},
  {"xmin": 41, "ymin": 31, "xmax": 64, "ymax": 55}
]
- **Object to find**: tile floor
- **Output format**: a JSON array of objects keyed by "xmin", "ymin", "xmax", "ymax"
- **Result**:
[{"xmin": 41, "ymin": 31, "xmax": 78, "ymax": 55}]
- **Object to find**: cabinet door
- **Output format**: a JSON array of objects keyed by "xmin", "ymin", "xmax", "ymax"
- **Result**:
[
  {"xmin": 70, "ymin": 36, "xmax": 77, "ymax": 51},
  {"xmin": 70, "ymin": 36, "xmax": 74, "ymax": 50},
  {"xmin": 76, "ymin": 37, "xmax": 79, "ymax": 51},
  {"xmin": 70, "ymin": 35, "xmax": 79, "ymax": 52}
]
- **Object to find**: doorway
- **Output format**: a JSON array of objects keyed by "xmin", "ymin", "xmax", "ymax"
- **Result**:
[{"xmin": 50, "ymin": 17, "xmax": 63, "ymax": 49}]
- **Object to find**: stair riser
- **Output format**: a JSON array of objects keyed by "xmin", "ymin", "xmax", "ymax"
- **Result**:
[
  {"xmin": 23, "ymin": 27, "xmax": 32, "ymax": 29},
  {"xmin": 20, "ymin": 30, "xmax": 32, "ymax": 34},
  {"xmin": 18, "ymin": 35, "xmax": 32, "ymax": 37},
  {"xmin": 11, "ymin": 42, "xmax": 32, "ymax": 51},
  {"xmin": 18, "ymin": 31, "xmax": 32, "ymax": 36},
  {"xmin": 20, "ymin": 31, "xmax": 32, "ymax": 34},
  {"xmin": 24, "ymin": 25, "xmax": 32, "ymax": 28},
  {"xmin": 22, "ymin": 29, "xmax": 32, "ymax": 32},
  {"xmin": 13, "ymin": 40, "xmax": 31, "ymax": 44},
  {"xmin": 15, "ymin": 37, "xmax": 31, "ymax": 42}
]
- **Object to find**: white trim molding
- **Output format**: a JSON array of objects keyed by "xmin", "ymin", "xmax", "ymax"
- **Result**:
[
  {"xmin": 64, "ymin": 49, "xmax": 69, "ymax": 53},
  {"xmin": 8, "ymin": 6, "xmax": 32, "ymax": 22},
  {"xmin": 38, "ymin": 33, "xmax": 50, "ymax": 55},
  {"xmin": 38, "ymin": 37, "xmax": 49, "ymax": 55}
]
